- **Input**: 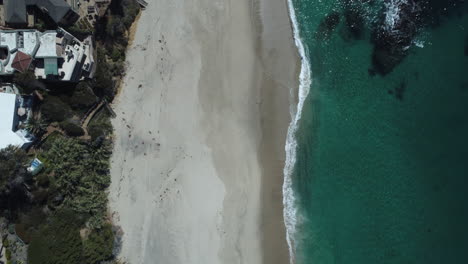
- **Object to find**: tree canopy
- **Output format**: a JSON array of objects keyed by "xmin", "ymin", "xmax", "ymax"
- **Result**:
[
  {"xmin": 0, "ymin": 146, "xmax": 30, "ymax": 213},
  {"xmin": 41, "ymin": 137, "xmax": 111, "ymax": 227},
  {"xmin": 28, "ymin": 209, "xmax": 85, "ymax": 264}
]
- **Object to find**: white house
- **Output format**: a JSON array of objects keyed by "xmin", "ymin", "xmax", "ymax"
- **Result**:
[
  {"xmin": 0, "ymin": 28, "xmax": 95, "ymax": 82},
  {"xmin": 0, "ymin": 92, "xmax": 34, "ymax": 150}
]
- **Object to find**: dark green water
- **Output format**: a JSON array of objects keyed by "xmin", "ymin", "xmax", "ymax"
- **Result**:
[{"xmin": 290, "ymin": 1, "xmax": 468, "ymax": 263}]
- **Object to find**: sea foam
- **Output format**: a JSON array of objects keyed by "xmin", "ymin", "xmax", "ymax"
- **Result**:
[
  {"xmin": 383, "ymin": 0, "xmax": 409, "ymax": 31},
  {"xmin": 284, "ymin": 0, "xmax": 312, "ymax": 263}
]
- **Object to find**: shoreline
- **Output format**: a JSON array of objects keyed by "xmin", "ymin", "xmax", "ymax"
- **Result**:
[
  {"xmin": 257, "ymin": 0, "xmax": 300, "ymax": 263},
  {"xmin": 109, "ymin": 0, "xmax": 299, "ymax": 263},
  {"xmin": 282, "ymin": 0, "xmax": 312, "ymax": 262}
]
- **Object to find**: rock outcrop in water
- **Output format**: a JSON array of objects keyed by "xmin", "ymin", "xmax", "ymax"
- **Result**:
[
  {"xmin": 370, "ymin": 0, "xmax": 422, "ymax": 75},
  {"xmin": 344, "ymin": 9, "xmax": 366, "ymax": 40},
  {"xmin": 315, "ymin": 12, "xmax": 341, "ymax": 40},
  {"xmin": 370, "ymin": 0, "xmax": 467, "ymax": 76}
]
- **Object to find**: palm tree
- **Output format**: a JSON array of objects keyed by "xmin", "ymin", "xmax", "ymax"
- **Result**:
[{"xmin": 25, "ymin": 117, "xmax": 47, "ymax": 135}]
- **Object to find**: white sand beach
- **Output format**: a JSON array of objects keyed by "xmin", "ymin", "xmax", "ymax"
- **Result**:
[{"xmin": 109, "ymin": 0, "xmax": 298, "ymax": 263}]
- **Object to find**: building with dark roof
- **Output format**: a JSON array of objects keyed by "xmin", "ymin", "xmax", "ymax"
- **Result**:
[
  {"xmin": 4, "ymin": 0, "xmax": 79, "ymax": 27},
  {"xmin": 5, "ymin": 0, "xmax": 28, "ymax": 26}
]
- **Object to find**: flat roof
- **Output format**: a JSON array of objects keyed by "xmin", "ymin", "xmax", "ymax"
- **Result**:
[
  {"xmin": 23, "ymin": 31, "xmax": 39, "ymax": 55},
  {"xmin": 0, "ymin": 29, "xmax": 92, "ymax": 80},
  {"xmin": 0, "ymin": 32, "xmax": 18, "ymax": 50},
  {"xmin": 35, "ymin": 32, "xmax": 58, "ymax": 58},
  {"xmin": 0, "ymin": 31, "xmax": 39, "ymax": 56},
  {"xmin": 0, "ymin": 93, "xmax": 26, "ymax": 149}
]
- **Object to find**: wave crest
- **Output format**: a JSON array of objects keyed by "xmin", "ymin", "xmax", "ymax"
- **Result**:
[{"xmin": 284, "ymin": 1, "xmax": 312, "ymax": 263}]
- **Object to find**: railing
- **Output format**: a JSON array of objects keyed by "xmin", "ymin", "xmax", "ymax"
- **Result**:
[
  {"xmin": 136, "ymin": 0, "xmax": 148, "ymax": 9},
  {"xmin": 80, "ymin": 100, "xmax": 102, "ymax": 126}
]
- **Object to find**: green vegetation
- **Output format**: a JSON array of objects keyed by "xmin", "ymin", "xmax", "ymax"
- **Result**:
[
  {"xmin": 15, "ymin": 208, "xmax": 47, "ymax": 243},
  {"xmin": 26, "ymin": 137, "xmax": 115, "ymax": 264},
  {"xmin": 27, "ymin": 210, "xmax": 115, "ymax": 264},
  {"xmin": 40, "ymin": 136, "xmax": 111, "ymax": 227},
  {"xmin": 6, "ymin": 247, "xmax": 11, "ymax": 262},
  {"xmin": 92, "ymin": 0, "xmax": 141, "ymax": 100},
  {"xmin": 66, "ymin": 19, "xmax": 95, "ymax": 38},
  {"xmin": 0, "ymin": 137, "xmax": 116, "ymax": 263},
  {"xmin": 0, "ymin": 1, "xmax": 142, "ymax": 263},
  {"xmin": 60, "ymin": 121, "xmax": 85, "ymax": 137},
  {"xmin": 122, "ymin": 0, "xmax": 140, "ymax": 29},
  {"xmin": 88, "ymin": 109, "xmax": 113, "ymax": 141},
  {"xmin": 82, "ymin": 223, "xmax": 115, "ymax": 264},
  {"xmin": 25, "ymin": 117, "xmax": 47, "ymax": 135},
  {"xmin": 70, "ymin": 82, "xmax": 99, "ymax": 110},
  {"xmin": 13, "ymin": 71, "xmax": 37, "ymax": 94},
  {"xmin": 28, "ymin": 209, "xmax": 84, "ymax": 264},
  {"xmin": 41, "ymin": 96, "xmax": 72, "ymax": 122},
  {"xmin": 0, "ymin": 147, "xmax": 29, "ymax": 192},
  {"xmin": 93, "ymin": 48, "xmax": 115, "ymax": 100},
  {"xmin": 0, "ymin": 147, "xmax": 30, "ymax": 215}
]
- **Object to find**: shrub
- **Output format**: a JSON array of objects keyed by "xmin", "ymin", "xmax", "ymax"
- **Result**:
[
  {"xmin": 66, "ymin": 19, "xmax": 94, "ymax": 38},
  {"xmin": 41, "ymin": 96, "xmax": 72, "ymax": 122},
  {"xmin": 93, "ymin": 48, "xmax": 115, "ymax": 100},
  {"xmin": 110, "ymin": 46, "xmax": 125, "ymax": 62},
  {"xmin": 83, "ymin": 223, "xmax": 115, "ymax": 264},
  {"xmin": 88, "ymin": 120, "xmax": 112, "ymax": 141},
  {"xmin": 35, "ymin": 174, "xmax": 49, "ymax": 188},
  {"xmin": 5, "ymin": 248, "xmax": 11, "ymax": 260},
  {"xmin": 0, "ymin": 146, "xmax": 30, "ymax": 213},
  {"xmin": 15, "ymin": 223, "xmax": 33, "ymax": 243},
  {"xmin": 70, "ymin": 82, "xmax": 98, "ymax": 110},
  {"xmin": 106, "ymin": 16, "xmax": 125, "ymax": 43},
  {"xmin": 31, "ymin": 189, "xmax": 48, "ymax": 205},
  {"xmin": 111, "ymin": 60, "xmax": 125, "ymax": 76},
  {"xmin": 28, "ymin": 209, "xmax": 84, "ymax": 264},
  {"xmin": 122, "ymin": 0, "xmax": 140, "ymax": 29},
  {"xmin": 14, "ymin": 71, "xmax": 37, "ymax": 94},
  {"xmin": 40, "ymin": 137, "xmax": 112, "ymax": 228},
  {"xmin": 16, "ymin": 208, "xmax": 47, "ymax": 242},
  {"xmin": 0, "ymin": 146, "xmax": 28, "ymax": 192},
  {"xmin": 60, "ymin": 121, "xmax": 85, "ymax": 137}
]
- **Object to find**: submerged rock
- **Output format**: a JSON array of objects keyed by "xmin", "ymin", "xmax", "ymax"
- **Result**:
[
  {"xmin": 370, "ymin": 0, "xmax": 467, "ymax": 76},
  {"xmin": 370, "ymin": 0, "xmax": 422, "ymax": 75},
  {"xmin": 344, "ymin": 9, "xmax": 365, "ymax": 40},
  {"xmin": 315, "ymin": 11, "xmax": 341, "ymax": 40}
]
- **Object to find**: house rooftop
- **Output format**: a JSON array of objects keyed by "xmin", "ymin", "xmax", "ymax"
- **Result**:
[
  {"xmin": 0, "ymin": 93, "xmax": 31, "ymax": 150},
  {"xmin": 0, "ymin": 29, "xmax": 95, "ymax": 82},
  {"xmin": 35, "ymin": 31, "xmax": 59, "ymax": 58},
  {"xmin": 5, "ymin": 0, "xmax": 78, "ymax": 25},
  {"xmin": 5, "ymin": 0, "xmax": 27, "ymax": 25}
]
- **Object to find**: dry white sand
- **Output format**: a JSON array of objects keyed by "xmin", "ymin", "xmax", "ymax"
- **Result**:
[{"xmin": 109, "ymin": 0, "xmax": 298, "ymax": 263}]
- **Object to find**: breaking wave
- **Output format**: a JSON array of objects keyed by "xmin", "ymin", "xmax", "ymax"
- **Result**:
[
  {"xmin": 284, "ymin": 0, "xmax": 312, "ymax": 263},
  {"xmin": 384, "ymin": 0, "xmax": 408, "ymax": 30}
]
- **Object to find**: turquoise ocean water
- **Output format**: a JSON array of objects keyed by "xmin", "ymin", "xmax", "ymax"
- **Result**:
[{"xmin": 285, "ymin": 0, "xmax": 468, "ymax": 263}]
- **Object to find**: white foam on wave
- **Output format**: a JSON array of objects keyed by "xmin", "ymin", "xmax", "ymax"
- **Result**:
[
  {"xmin": 384, "ymin": 0, "xmax": 408, "ymax": 31},
  {"xmin": 284, "ymin": 1, "xmax": 312, "ymax": 263}
]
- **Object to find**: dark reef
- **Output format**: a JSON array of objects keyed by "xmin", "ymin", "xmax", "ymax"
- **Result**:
[
  {"xmin": 370, "ymin": 0, "xmax": 467, "ymax": 76},
  {"xmin": 344, "ymin": 9, "xmax": 365, "ymax": 40},
  {"xmin": 388, "ymin": 81, "xmax": 407, "ymax": 101},
  {"xmin": 370, "ymin": 0, "xmax": 422, "ymax": 76},
  {"xmin": 315, "ymin": 12, "xmax": 341, "ymax": 40}
]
